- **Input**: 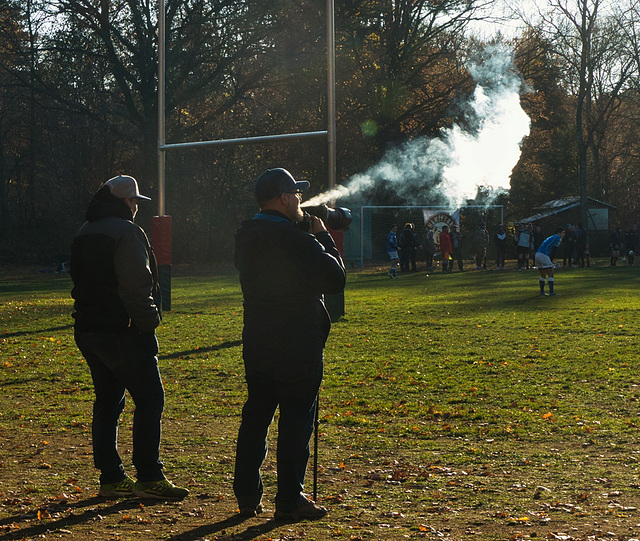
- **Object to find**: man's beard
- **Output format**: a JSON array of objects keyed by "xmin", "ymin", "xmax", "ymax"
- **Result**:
[{"xmin": 292, "ymin": 207, "xmax": 304, "ymax": 222}]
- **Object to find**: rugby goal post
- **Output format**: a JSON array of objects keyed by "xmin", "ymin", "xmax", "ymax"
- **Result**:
[{"xmin": 155, "ymin": 0, "xmax": 337, "ymax": 310}]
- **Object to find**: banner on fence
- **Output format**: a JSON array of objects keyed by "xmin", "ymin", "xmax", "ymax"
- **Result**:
[{"xmin": 423, "ymin": 210, "xmax": 459, "ymax": 253}]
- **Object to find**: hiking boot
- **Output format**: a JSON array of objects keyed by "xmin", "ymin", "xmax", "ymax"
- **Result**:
[
  {"xmin": 274, "ymin": 496, "xmax": 327, "ymax": 521},
  {"xmin": 238, "ymin": 503, "xmax": 264, "ymax": 517},
  {"xmin": 133, "ymin": 479, "xmax": 189, "ymax": 500},
  {"xmin": 99, "ymin": 475, "xmax": 134, "ymax": 498}
]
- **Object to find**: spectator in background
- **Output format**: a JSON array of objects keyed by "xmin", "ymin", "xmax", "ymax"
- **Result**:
[
  {"xmin": 387, "ymin": 224, "xmax": 399, "ymax": 278},
  {"xmin": 562, "ymin": 224, "xmax": 577, "ymax": 268},
  {"xmin": 410, "ymin": 223, "xmax": 419, "ymax": 271},
  {"xmin": 494, "ymin": 224, "xmax": 508, "ymax": 270},
  {"xmin": 449, "ymin": 224, "xmax": 464, "ymax": 271},
  {"xmin": 439, "ymin": 225, "xmax": 453, "ymax": 273},
  {"xmin": 514, "ymin": 223, "xmax": 534, "ymax": 270},
  {"xmin": 533, "ymin": 224, "xmax": 545, "ymax": 253},
  {"xmin": 576, "ymin": 223, "xmax": 590, "ymax": 267},
  {"xmin": 424, "ymin": 229, "xmax": 436, "ymax": 272},
  {"xmin": 609, "ymin": 226, "xmax": 624, "ymax": 266},
  {"xmin": 625, "ymin": 223, "xmax": 639, "ymax": 266},
  {"xmin": 399, "ymin": 222, "xmax": 419, "ymax": 272},
  {"xmin": 473, "ymin": 223, "xmax": 489, "ymax": 270}
]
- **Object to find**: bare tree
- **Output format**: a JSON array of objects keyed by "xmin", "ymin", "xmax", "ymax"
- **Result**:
[{"xmin": 532, "ymin": 0, "xmax": 633, "ymax": 226}]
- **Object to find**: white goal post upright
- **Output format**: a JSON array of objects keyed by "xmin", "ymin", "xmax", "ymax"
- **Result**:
[{"xmin": 155, "ymin": 0, "xmax": 337, "ymax": 310}]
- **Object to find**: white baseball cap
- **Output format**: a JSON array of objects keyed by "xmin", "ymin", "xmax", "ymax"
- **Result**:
[{"xmin": 104, "ymin": 175, "xmax": 151, "ymax": 201}]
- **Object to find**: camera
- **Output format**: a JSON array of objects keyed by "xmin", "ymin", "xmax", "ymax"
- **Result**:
[{"xmin": 298, "ymin": 204, "xmax": 352, "ymax": 232}]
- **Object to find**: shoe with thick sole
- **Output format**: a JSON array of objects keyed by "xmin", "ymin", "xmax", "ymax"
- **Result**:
[
  {"xmin": 275, "ymin": 497, "xmax": 327, "ymax": 521},
  {"xmin": 98, "ymin": 475, "xmax": 134, "ymax": 498},
  {"xmin": 133, "ymin": 479, "xmax": 189, "ymax": 500},
  {"xmin": 238, "ymin": 503, "xmax": 263, "ymax": 517}
]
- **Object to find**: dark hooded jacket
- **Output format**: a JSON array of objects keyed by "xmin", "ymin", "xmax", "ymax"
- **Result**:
[
  {"xmin": 234, "ymin": 210, "xmax": 346, "ymax": 381},
  {"xmin": 71, "ymin": 186, "xmax": 161, "ymax": 333}
]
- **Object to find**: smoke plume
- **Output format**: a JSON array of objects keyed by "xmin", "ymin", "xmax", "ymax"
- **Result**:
[{"xmin": 304, "ymin": 44, "xmax": 530, "ymax": 210}]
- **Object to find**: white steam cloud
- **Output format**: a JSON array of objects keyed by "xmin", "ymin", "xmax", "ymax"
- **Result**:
[{"xmin": 304, "ymin": 44, "xmax": 530, "ymax": 210}]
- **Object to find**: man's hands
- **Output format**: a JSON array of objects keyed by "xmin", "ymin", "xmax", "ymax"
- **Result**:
[{"xmin": 308, "ymin": 214, "xmax": 328, "ymax": 235}]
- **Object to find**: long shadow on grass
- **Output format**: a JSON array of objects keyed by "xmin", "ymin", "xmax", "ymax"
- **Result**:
[
  {"xmin": 160, "ymin": 340, "xmax": 242, "ymax": 360},
  {"xmin": 2, "ymin": 324, "xmax": 73, "ymax": 339},
  {"xmin": 166, "ymin": 515, "xmax": 281, "ymax": 541},
  {"xmin": 0, "ymin": 496, "xmax": 143, "ymax": 540}
]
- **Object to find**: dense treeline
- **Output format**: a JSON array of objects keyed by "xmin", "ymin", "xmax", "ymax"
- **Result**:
[{"xmin": 0, "ymin": 0, "xmax": 639, "ymax": 266}]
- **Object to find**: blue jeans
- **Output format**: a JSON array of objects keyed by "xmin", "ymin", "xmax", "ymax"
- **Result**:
[
  {"xmin": 74, "ymin": 328, "xmax": 165, "ymax": 484},
  {"xmin": 233, "ymin": 364, "xmax": 322, "ymax": 512}
]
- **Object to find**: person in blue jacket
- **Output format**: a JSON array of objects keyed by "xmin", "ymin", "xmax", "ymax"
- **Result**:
[
  {"xmin": 534, "ymin": 227, "xmax": 565, "ymax": 296},
  {"xmin": 233, "ymin": 168, "xmax": 346, "ymax": 521},
  {"xmin": 387, "ymin": 224, "xmax": 399, "ymax": 277}
]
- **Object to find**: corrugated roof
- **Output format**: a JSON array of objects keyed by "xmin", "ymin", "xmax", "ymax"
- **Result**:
[
  {"xmin": 517, "ymin": 203, "xmax": 579, "ymax": 224},
  {"xmin": 535, "ymin": 196, "xmax": 616, "ymax": 211},
  {"xmin": 517, "ymin": 196, "xmax": 616, "ymax": 226}
]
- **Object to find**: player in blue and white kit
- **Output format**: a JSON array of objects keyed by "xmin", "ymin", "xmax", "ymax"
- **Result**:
[
  {"xmin": 534, "ymin": 227, "xmax": 565, "ymax": 296},
  {"xmin": 387, "ymin": 224, "xmax": 399, "ymax": 278}
]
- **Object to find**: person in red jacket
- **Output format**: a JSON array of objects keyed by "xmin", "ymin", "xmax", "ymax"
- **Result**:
[{"xmin": 439, "ymin": 225, "xmax": 453, "ymax": 273}]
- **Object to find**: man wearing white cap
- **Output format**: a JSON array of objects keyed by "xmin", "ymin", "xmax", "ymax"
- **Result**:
[{"xmin": 71, "ymin": 175, "xmax": 188, "ymax": 500}]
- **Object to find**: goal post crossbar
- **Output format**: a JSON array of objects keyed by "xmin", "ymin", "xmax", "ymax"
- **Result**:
[{"xmin": 159, "ymin": 130, "xmax": 328, "ymax": 152}]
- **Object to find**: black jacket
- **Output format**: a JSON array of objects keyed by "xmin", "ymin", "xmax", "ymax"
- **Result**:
[
  {"xmin": 235, "ymin": 210, "xmax": 346, "ymax": 381},
  {"xmin": 71, "ymin": 187, "xmax": 161, "ymax": 333}
]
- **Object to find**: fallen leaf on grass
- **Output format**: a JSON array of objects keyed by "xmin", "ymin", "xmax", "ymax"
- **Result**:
[
  {"xmin": 507, "ymin": 516, "xmax": 531, "ymax": 524},
  {"xmin": 382, "ymin": 511, "xmax": 404, "ymax": 518}
]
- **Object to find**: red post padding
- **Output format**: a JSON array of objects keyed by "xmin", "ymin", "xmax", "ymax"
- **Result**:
[
  {"xmin": 328, "ymin": 229, "xmax": 344, "ymax": 258},
  {"xmin": 152, "ymin": 215, "xmax": 172, "ymax": 266}
]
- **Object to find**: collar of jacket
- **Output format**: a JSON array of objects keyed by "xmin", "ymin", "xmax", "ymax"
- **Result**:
[
  {"xmin": 86, "ymin": 186, "xmax": 134, "ymax": 222},
  {"xmin": 253, "ymin": 210, "xmax": 291, "ymax": 223}
]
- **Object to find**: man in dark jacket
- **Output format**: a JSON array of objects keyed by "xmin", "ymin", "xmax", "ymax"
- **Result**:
[
  {"xmin": 233, "ymin": 168, "xmax": 346, "ymax": 521},
  {"xmin": 625, "ymin": 223, "xmax": 639, "ymax": 265},
  {"xmin": 71, "ymin": 175, "xmax": 188, "ymax": 500},
  {"xmin": 399, "ymin": 222, "xmax": 419, "ymax": 272}
]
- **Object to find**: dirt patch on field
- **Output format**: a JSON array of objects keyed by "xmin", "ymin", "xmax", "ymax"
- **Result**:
[{"xmin": 3, "ymin": 415, "xmax": 640, "ymax": 541}]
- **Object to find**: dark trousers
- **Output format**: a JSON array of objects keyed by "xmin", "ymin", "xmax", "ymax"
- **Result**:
[
  {"xmin": 234, "ymin": 365, "xmax": 322, "ymax": 512},
  {"xmin": 425, "ymin": 252, "xmax": 434, "ymax": 269},
  {"xmin": 452, "ymin": 247, "xmax": 463, "ymax": 270},
  {"xmin": 75, "ymin": 328, "xmax": 165, "ymax": 484},
  {"xmin": 517, "ymin": 247, "xmax": 530, "ymax": 269},
  {"xmin": 399, "ymin": 249, "xmax": 413, "ymax": 271}
]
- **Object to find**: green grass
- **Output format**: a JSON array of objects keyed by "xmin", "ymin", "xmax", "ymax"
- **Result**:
[{"xmin": 2, "ymin": 261, "xmax": 640, "ymax": 540}]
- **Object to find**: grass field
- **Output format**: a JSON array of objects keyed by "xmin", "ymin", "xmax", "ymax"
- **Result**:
[{"xmin": 2, "ymin": 261, "xmax": 640, "ymax": 541}]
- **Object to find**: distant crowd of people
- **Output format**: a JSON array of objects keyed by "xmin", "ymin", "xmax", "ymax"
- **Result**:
[
  {"xmin": 386, "ymin": 221, "xmax": 640, "ymax": 279},
  {"xmin": 609, "ymin": 224, "xmax": 639, "ymax": 266}
]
